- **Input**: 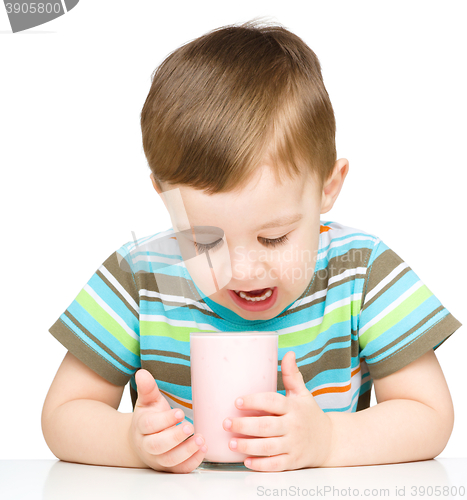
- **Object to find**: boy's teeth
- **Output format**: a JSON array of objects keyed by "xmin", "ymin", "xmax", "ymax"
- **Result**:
[{"xmin": 236, "ymin": 288, "xmax": 273, "ymax": 301}]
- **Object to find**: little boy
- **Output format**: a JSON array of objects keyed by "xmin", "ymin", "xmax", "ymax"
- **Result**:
[{"xmin": 42, "ymin": 20, "xmax": 462, "ymax": 473}]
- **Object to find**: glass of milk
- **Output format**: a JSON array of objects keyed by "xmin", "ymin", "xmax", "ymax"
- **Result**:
[{"xmin": 190, "ymin": 331, "xmax": 278, "ymax": 463}]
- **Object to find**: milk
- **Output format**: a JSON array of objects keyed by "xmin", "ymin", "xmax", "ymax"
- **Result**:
[{"xmin": 190, "ymin": 332, "xmax": 278, "ymax": 463}]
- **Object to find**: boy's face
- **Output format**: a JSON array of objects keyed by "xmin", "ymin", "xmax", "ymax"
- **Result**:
[{"xmin": 151, "ymin": 159, "xmax": 348, "ymax": 321}]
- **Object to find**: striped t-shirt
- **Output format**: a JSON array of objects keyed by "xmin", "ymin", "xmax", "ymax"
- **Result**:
[{"xmin": 49, "ymin": 221, "xmax": 462, "ymax": 421}]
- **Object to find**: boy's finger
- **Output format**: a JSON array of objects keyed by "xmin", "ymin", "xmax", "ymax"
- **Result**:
[
  {"xmin": 170, "ymin": 446, "xmax": 207, "ymax": 474},
  {"xmin": 135, "ymin": 369, "xmax": 165, "ymax": 408},
  {"xmin": 144, "ymin": 429, "xmax": 205, "ymax": 460},
  {"xmin": 281, "ymin": 351, "xmax": 310, "ymax": 398},
  {"xmin": 138, "ymin": 408, "xmax": 185, "ymax": 435},
  {"xmin": 162, "ymin": 436, "xmax": 208, "ymax": 472}
]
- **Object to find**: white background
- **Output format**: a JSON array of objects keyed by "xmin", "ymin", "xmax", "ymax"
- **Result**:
[{"xmin": 0, "ymin": 0, "xmax": 465, "ymax": 460}]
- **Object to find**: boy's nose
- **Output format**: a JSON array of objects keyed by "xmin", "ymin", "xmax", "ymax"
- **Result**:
[{"xmin": 230, "ymin": 256, "xmax": 268, "ymax": 282}]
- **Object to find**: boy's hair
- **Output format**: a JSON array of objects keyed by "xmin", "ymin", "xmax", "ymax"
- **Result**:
[{"xmin": 141, "ymin": 19, "xmax": 336, "ymax": 195}]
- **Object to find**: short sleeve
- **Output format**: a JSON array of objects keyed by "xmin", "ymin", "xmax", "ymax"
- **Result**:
[
  {"xmin": 358, "ymin": 238, "xmax": 462, "ymax": 380},
  {"xmin": 48, "ymin": 244, "xmax": 141, "ymax": 386}
]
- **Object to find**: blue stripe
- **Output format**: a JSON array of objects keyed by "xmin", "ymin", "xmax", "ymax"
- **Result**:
[
  {"xmin": 89, "ymin": 274, "xmax": 139, "ymax": 336},
  {"xmin": 304, "ymin": 367, "xmax": 354, "ymax": 388},
  {"xmin": 141, "ymin": 353, "xmax": 191, "ymax": 367},
  {"xmin": 141, "ymin": 334, "xmax": 191, "ymax": 354},
  {"xmin": 359, "ymin": 271, "xmax": 422, "ymax": 331},
  {"xmin": 318, "ymin": 234, "xmax": 376, "ymax": 260},
  {"xmin": 362, "ymin": 294, "xmax": 445, "ymax": 355},
  {"xmin": 365, "ymin": 309, "xmax": 449, "ymax": 364}
]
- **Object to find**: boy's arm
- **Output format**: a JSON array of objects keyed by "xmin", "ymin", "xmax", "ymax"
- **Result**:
[
  {"xmin": 41, "ymin": 352, "xmax": 148, "ymax": 468},
  {"xmin": 321, "ymin": 348, "xmax": 454, "ymax": 467}
]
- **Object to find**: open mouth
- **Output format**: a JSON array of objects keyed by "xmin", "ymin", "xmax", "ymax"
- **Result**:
[
  {"xmin": 234, "ymin": 288, "xmax": 273, "ymax": 301},
  {"xmin": 228, "ymin": 287, "xmax": 278, "ymax": 312}
]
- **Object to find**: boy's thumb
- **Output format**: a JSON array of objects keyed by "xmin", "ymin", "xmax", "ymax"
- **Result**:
[
  {"xmin": 281, "ymin": 351, "xmax": 310, "ymax": 398},
  {"xmin": 135, "ymin": 368, "xmax": 163, "ymax": 408}
]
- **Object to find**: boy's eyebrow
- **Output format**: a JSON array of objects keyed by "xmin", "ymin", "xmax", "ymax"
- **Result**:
[{"xmin": 255, "ymin": 213, "xmax": 303, "ymax": 231}]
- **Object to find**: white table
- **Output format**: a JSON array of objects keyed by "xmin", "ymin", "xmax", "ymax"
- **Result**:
[{"xmin": 1, "ymin": 458, "xmax": 466, "ymax": 500}]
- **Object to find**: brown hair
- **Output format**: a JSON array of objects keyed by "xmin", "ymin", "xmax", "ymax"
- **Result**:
[{"xmin": 140, "ymin": 18, "xmax": 336, "ymax": 195}]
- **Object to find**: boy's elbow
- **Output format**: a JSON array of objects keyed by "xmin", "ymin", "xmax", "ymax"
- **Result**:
[
  {"xmin": 430, "ymin": 402, "xmax": 455, "ymax": 459},
  {"xmin": 41, "ymin": 400, "xmax": 63, "ymax": 460},
  {"xmin": 441, "ymin": 406, "xmax": 455, "ymax": 455},
  {"xmin": 41, "ymin": 405, "xmax": 55, "ymax": 456}
]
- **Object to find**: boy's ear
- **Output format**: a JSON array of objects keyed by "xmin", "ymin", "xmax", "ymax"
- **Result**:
[
  {"xmin": 320, "ymin": 158, "xmax": 349, "ymax": 214},
  {"xmin": 150, "ymin": 172, "xmax": 163, "ymax": 195},
  {"xmin": 150, "ymin": 173, "xmax": 170, "ymax": 211}
]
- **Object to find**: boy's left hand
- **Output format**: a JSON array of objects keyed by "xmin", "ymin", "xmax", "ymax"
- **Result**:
[{"xmin": 223, "ymin": 350, "xmax": 333, "ymax": 472}]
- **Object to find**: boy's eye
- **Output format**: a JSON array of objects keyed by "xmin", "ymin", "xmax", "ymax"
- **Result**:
[
  {"xmin": 259, "ymin": 234, "xmax": 289, "ymax": 247},
  {"xmin": 193, "ymin": 234, "xmax": 289, "ymax": 253},
  {"xmin": 193, "ymin": 239, "xmax": 224, "ymax": 253}
]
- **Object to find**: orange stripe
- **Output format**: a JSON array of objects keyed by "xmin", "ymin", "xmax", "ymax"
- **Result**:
[
  {"xmin": 312, "ymin": 384, "xmax": 351, "ymax": 396},
  {"xmin": 312, "ymin": 365, "xmax": 361, "ymax": 397},
  {"xmin": 160, "ymin": 389, "xmax": 193, "ymax": 409},
  {"xmin": 320, "ymin": 225, "xmax": 332, "ymax": 233}
]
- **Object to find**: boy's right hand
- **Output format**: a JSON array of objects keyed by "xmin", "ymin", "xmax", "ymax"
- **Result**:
[{"xmin": 128, "ymin": 368, "xmax": 207, "ymax": 473}]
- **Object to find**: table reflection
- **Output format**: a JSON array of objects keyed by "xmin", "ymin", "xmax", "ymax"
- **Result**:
[{"xmin": 42, "ymin": 458, "xmax": 457, "ymax": 500}]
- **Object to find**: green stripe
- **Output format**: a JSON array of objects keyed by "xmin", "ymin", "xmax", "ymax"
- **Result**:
[
  {"xmin": 279, "ymin": 299, "xmax": 359, "ymax": 348},
  {"xmin": 76, "ymin": 289, "xmax": 139, "ymax": 355},
  {"xmin": 140, "ymin": 298, "xmax": 361, "ymax": 348},
  {"xmin": 141, "ymin": 321, "xmax": 217, "ymax": 342},
  {"xmin": 359, "ymin": 284, "xmax": 433, "ymax": 348}
]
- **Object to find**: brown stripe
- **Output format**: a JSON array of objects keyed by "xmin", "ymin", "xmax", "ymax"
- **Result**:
[
  {"xmin": 356, "ymin": 387, "xmax": 372, "ymax": 411},
  {"xmin": 366, "ymin": 313, "xmax": 462, "ymax": 379},
  {"xmin": 62, "ymin": 310, "xmax": 136, "ymax": 371},
  {"xmin": 363, "ymin": 267, "xmax": 412, "ymax": 310},
  {"xmin": 351, "ymin": 332, "xmax": 360, "ymax": 358},
  {"xmin": 362, "ymin": 248, "xmax": 405, "ymax": 306},
  {"xmin": 130, "ymin": 383, "xmax": 137, "ymax": 410},
  {"xmin": 142, "ymin": 359, "xmax": 191, "ymax": 387},
  {"xmin": 298, "ymin": 330, "xmax": 361, "ymax": 361},
  {"xmin": 49, "ymin": 316, "xmax": 130, "ymax": 386},
  {"xmin": 141, "ymin": 349, "xmax": 190, "ymax": 362},
  {"xmin": 294, "ymin": 334, "xmax": 353, "ymax": 364}
]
